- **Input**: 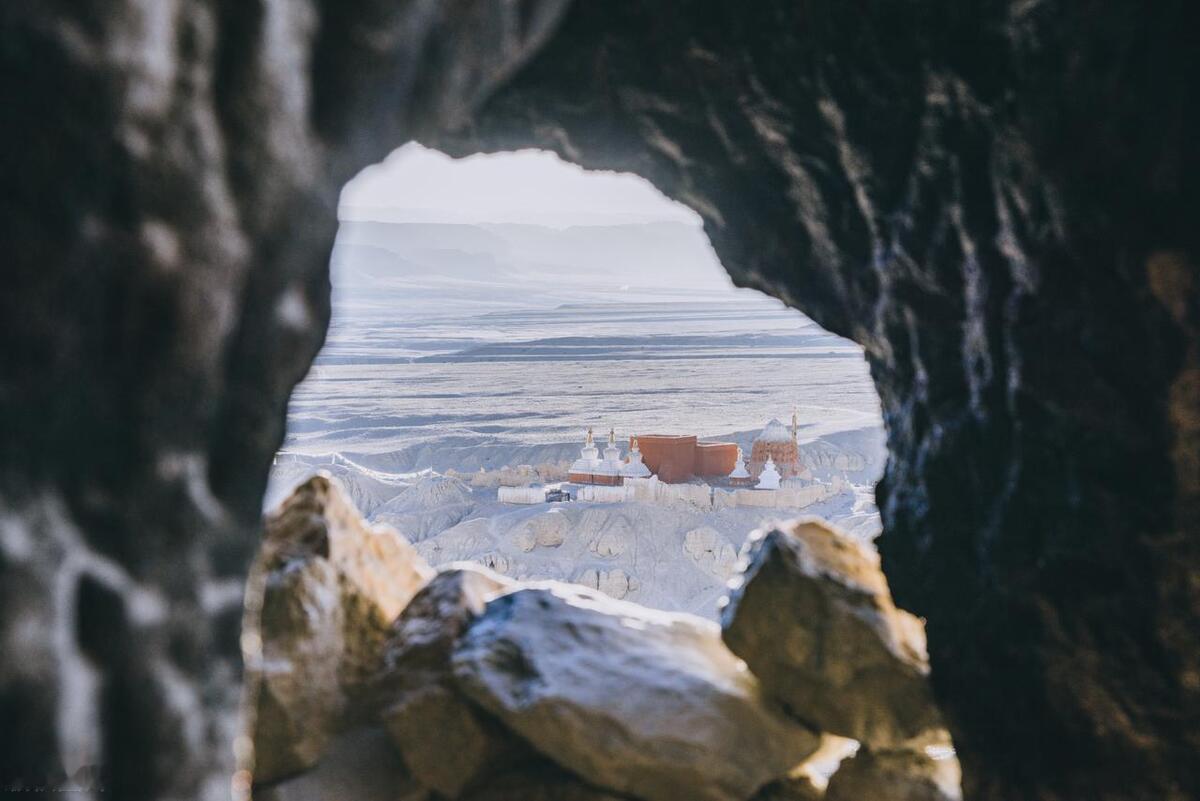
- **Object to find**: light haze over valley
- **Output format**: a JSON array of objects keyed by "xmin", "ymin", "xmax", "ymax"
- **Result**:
[{"xmin": 270, "ymin": 144, "xmax": 885, "ymax": 616}]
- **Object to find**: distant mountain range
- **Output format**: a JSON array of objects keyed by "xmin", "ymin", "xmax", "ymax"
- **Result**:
[{"xmin": 331, "ymin": 220, "xmax": 731, "ymax": 297}]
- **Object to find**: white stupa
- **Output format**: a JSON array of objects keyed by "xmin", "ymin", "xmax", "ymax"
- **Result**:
[
  {"xmin": 621, "ymin": 435, "xmax": 653, "ymax": 478},
  {"xmin": 756, "ymin": 454, "xmax": 781, "ymax": 490},
  {"xmin": 603, "ymin": 428, "xmax": 622, "ymax": 462},
  {"xmin": 570, "ymin": 427, "xmax": 602, "ymax": 474},
  {"xmin": 728, "ymin": 447, "xmax": 750, "ymax": 481},
  {"xmin": 595, "ymin": 428, "xmax": 623, "ymax": 477}
]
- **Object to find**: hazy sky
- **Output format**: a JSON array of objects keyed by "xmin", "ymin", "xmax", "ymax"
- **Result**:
[{"xmin": 339, "ymin": 143, "xmax": 701, "ymax": 227}]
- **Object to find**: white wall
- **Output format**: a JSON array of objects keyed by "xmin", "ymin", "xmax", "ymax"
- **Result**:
[
  {"xmin": 575, "ymin": 485, "xmax": 633, "ymax": 503},
  {"xmin": 497, "ymin": 486, "xmax": 546, "ymax": 504},
  {"xmin": 576, "ymin": 476, "xmax": 841, "ymax": 511}
]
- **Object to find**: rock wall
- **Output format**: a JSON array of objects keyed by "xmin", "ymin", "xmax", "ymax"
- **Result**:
[
  {"xmin": 496, "ymin": 486, "xmax": 548, "ymax": 504},
  {"xmin": 431, "ymin": 3, "xmax": 1200, "ymax": 799},
  {"xmin": 0, "ymin": 2, "xmax": 570, "ymax": 798},
  {"xmin": 1, "ymin": 2, "xmax": 1197, "ymax": 800},
  {"xmin": 569, "ymin": 477, "xmax": 839, "ymax": 510}
]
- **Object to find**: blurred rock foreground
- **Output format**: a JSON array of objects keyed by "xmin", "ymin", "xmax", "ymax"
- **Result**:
[{"xmin": 250, "ymin": 476, "xmax": 955, "ymax": 801}]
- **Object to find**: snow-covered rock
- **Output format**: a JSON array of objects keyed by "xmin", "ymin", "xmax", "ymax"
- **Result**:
[
  {"xmin": 449, "ymin": 462, "xmax": 572, "ymax": 489},
  {"xmin": 416, "ymin": 498, "xmax": 869, "ymax": 618},
  {"xmin": 684, "ymin": 526, "xmax": 739, "ymax": 580},
  {"xmin": 376, "ymin": 474, "xmax": 475, "ymax": 540},
  {"xmin": 265, "ymin": 459, "xmax": 413, "ymax": 518},
  {"xmin": 573, "ymin": 567, "xmax": 635, "ymax": 599},
  {"xmin": 511, "ymin": 528, "xmax": 538, "ymax": 552},
  {"xmin": 247, "ymin": 475, "xmax": 434, "ymax": 782},
  {"xmin": 518, "ymin": 509, "xmax": 567, "ymax": 550},
  {"xmin": 588, "ymin": 525, "xmax": 630, "ymax": 557},
  {"xmin": 796, "ymin": 426, "xmax": 886, "ymax": 481},
  {"xmin": 451, "ymin": 583, "xmax": 821, "ymax": 801},
  {"xmin": 476, "ymin": 551, "xmax": 511, "ymax": 575},
  {"xmin": 415, "ymin": 517, "xmax": 493, "ymax": 563},
  {"xmin": 721, "ymin": 518, "xmax": 942, "ymax": 750},
  {"xmin": 395, "ymin": 474, "xmax": 474, "ymax": 509}
]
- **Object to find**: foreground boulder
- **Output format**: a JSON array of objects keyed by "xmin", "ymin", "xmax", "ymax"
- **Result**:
[
  {"xmin": 245, "ymin": 485, "xmax": 953, "ymax": 801},
  {"xmin": 751, "ymin": 775, "xmax": 824, "ymax": 801},
  {"xmin": 721, "ymin": 519, "xmax": 941, "ymax": 749},
  {"xmin": 255, "ymin": 727, "xmax": 430, "ymax": 801},
  {"xmin": 457, "ymin": 759, "xmax": 636, "ymax": 801},
  {"xmin": 451, "ymin": 583, "xmax": 821, "ymax": 801},
  {"xmin": 825, "ymin": 745, "xmax": 961, "ymax": 801},
  {"xmin": 247, "ymin": 475, "xmax": 434, "ymax": 782},
  {"xmin": 376, "ymin": 565, "xmax": 528, "ymax": 797}
]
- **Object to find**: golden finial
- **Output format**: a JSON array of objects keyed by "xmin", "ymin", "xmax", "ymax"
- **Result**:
[
  {"xmin": 609, "ymin": 427, "xmax": 616, "ymax": 445},
  {"xmin": 586, "ymin": 427, "xmax": 594, "ymax": 445}
]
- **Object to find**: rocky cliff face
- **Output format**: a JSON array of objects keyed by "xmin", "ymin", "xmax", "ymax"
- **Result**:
[
  {"xmin": 1, "ymin": 2, "xmax": 1196, "ymax": 800},
  {"xmin": 0, "ymin": 2, "xmax": 569, "ymax": 798},
  {"xmin": 432, "ymin": 4, "xmax": 1200, "ymax": 799}
]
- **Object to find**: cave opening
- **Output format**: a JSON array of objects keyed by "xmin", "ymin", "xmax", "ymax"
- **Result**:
[
  {"xmin": 242, "ymin": 140, "xmax": 955, "ymax": 799},
  {"xmin": 267, "ymin": 140, "xmax": 887, "ymax": 609}
]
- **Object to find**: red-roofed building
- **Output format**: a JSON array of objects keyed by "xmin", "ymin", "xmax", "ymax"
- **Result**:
[{"xmin": 633, "ymin": 434, "xmax": 739, "ymax": 483}]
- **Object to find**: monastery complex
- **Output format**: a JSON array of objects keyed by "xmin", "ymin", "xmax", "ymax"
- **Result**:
[{"xmin": 566, "ymin": 414, "xmax": 813, "ymax": 490}]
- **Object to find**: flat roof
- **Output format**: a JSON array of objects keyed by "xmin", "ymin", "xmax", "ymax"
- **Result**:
[{"xmin": 636, "ymin": 433, "xmax": 698, "ymax": 441}]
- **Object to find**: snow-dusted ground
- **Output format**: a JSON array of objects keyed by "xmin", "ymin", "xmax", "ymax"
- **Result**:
[{"xmin": 268, "ymin": 221, "xmax": 886, "ymax": 617}]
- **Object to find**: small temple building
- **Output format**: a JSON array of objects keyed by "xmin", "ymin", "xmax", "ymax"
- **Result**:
[{"xmin": 748, "ymin": 413, "xmax": 805, "ymax": 480}]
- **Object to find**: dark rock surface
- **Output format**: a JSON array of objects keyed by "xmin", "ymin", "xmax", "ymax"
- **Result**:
[
  {"xmin": 453, "ymin": 759, "xmax": 636, "ymax": 801},
  {"xmin": 750, "ymin": 775, "xmax": 824, "ymax": 801},
  {"xmin": 825, "ymin": 746, "xmax": 959, "ymax": 801},
  {"xmin": 1, "ymin": 2, "xmax": 1197, "ymax": 801},
  {"xmin": 0, "ymin": 2, "xmax": 567, "ymax": 799},
  {"xmin": 255, "ymin": 726, "xmax": 429, "ymax": 801},
  {"xmin": 436, "ymin": 3, "xmax": 1200, "ymax": 799}
]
